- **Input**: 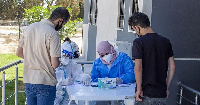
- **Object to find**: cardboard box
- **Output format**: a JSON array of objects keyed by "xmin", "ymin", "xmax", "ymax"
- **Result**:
[{"xmin": 98, "ymin": 78, "xmax": 116, "ymax": 89}]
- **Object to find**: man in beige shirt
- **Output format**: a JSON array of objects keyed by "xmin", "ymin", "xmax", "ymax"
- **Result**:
[{"xmin": 16, "ymin": 7, "xmax": 70, "ymax": 105}]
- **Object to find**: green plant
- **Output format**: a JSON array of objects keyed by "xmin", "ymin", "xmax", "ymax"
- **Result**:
[
  {"xmin": 24, "ymin": 6, "xmax": 59, "ymax": 24},
  {"xmin": 24, "ymin": 6, "xmax": 83, "ymax": 40},
  {"xmin": 61, "ymin": 18, "xmax": 83, "ymax": 39}
]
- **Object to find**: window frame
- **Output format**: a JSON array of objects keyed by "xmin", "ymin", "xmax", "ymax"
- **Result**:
[
  {"xmin": 128, "ymin": 0, "xmax": 139, "ymax": 32},
  {"xmin": 89, "ymin": 0, "xmax": 98, "ymax": 25},
  {"xmin": 117, "ymin": 0, "xmax": 125, "ymax": 31}
]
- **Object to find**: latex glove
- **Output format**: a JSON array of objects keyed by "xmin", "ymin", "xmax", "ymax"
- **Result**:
[
  {"xmin": 61, "ymin": 78, "xmax": 74, "ymax": 86},
  {"xmin": 82, "ymin": 74, "xmax": 91, "ymax": 86},
  {"xmin": 116, "ymin": 77, "xmax": 123, "ymax": 84}
]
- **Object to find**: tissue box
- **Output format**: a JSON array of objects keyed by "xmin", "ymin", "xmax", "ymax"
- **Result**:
[{"xmin": 98, "ymin": 78, "xmax": 116, "ymax": 89}]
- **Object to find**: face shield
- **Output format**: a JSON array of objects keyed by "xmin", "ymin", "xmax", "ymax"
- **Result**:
[
  {"xmin": 60, "ymin": 41, "xmax": 74, "ymax": 65},
  {"xmin": 62, "ymin": 49, "xmax": 74, "ymax": 59}
]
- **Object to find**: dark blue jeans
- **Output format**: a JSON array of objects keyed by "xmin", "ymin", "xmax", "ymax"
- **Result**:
[
  {"xmin": 135, "ymin": 96, "xmax": 166, "ymax": 105},
  {"xmin": 25, "ymin": 83, "xmax": 56, "ymax": 105}
]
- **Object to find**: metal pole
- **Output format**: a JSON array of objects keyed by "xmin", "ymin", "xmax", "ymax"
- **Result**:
[
  {"xmin": 17, "ymin": 0, "xmax": 21, "ymax": 40},
  {"xmin": 18, "ymin": 12, "xmax": 20, "ymax": 40},
  {"xmin": 2, "ymin": 71, "xmax": 6, "ymax": 105},
  {"xmin": 81, "ymin": 64, "xmax": 84, "ymax": 73},
  {"xmin": 15, "ymin": 66, "xmax": 18, "ymax": 105},
  {"xmin": 195, "ymin": 94, "xmax": 198, "ymax": 105},
  {"xmin": 179, "ymin": 87, "xmax": 183, "ymax": 105}
]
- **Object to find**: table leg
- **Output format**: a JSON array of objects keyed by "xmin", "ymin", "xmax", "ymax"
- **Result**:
[
  {"xmin": 124, "ymin": 99, "xmax": 135, "ymax": 105},
  {"xmin": 111, "ymin": 101, "xmax": 114, "ymax": 105},
  {"xmin": 85, "ymin": 101, "xmax": 89, "ymax": 105},
  {"xmin": 68, "ymin": 100, "xmax": 72, "ymax": 105}
]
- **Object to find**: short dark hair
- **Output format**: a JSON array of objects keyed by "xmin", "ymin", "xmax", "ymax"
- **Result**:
[
  {"xmin": 64, "ymin": 37, "xmax": 70, "ymax": 42},
  {"xmin": 128, "ymin": 12, "xmax": 150, "ymax": 28},
  {"xmin": 49, "ymin": 7, "xmax": 70, "ymax": 22}
]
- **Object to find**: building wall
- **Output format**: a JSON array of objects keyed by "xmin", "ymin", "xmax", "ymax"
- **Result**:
[
  {"xmin": 83, "ymin": 0, "xmax": 151, "ymax": 60},
  {"xmin": 87, "ymin": 26, "xmax": 97, "ymax": 60},
  {"xmin": 82, "ymin": 0, "xmax": 89, "ymax": 60},
  {"xmin": 96, "ymin": 0, "xmax": 118, "ymax": 58},
  {"xmin": 116, "ymin": 0, "xmax": 137, "ymax": 43},
  {"xmin": 82, "ymin": 0, "xmax": 97, "ymax": 61},
  {"xmin": 152, "ymin": 0, "xmax": 200, "ymax": 104},
  {"xmin": 83, "ymin": 0, "xmax": 200, "ymax": 103},
  {"xmin": 116, "ymin": 0, "xmax": 152, "ymax": 49}
]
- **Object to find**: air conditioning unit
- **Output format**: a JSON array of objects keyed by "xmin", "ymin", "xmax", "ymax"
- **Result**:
[{"xmin": 108, "ymin": 41, "xmax": 132, "ymax": 58}]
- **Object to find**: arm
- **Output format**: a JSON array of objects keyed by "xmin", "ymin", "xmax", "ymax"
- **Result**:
[
  {"xmin": 50, "ymin": 33, "xmax": 61, "ymax": 69},
  {"xmin": 51, "ymin": 57, "xmax": 60, "ymax": 69},
  {"xmin": 16, "ymin": 46, "xmax": 24, "ymax": 59},
  {"xmin": 90, "ymin": 60, "xmax": 100, "ymax": 82},
  {"xmin": 119, "ymin": 54, "xmax": 135, "ymax": 83},
  {"xmin": 134, "ymin": 59, "xmax": 143, "ymax": 101},
  {"xmin": 16, "ymin": 34, "xmax": 24, "ymax": 59},
  {"xmin": 166, "ymin": 56, "xmax": 175, "ymax": 98}
]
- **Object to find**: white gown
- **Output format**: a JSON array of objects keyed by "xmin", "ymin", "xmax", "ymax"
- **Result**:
[{"xmin": 54, "ymin": 42, "xmax": 91, "ymax": 105}]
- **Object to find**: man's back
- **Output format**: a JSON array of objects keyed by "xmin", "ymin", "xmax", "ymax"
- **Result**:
[
  {"xmin": 16, "ymin": 7, "xmax": 70, "ymax": 105},
  {"xmin": 133, "ymin": 33, "xmax": 174, "ymax": 97},
  {"xmin": 129, "ymin": 12, "xmax": 175, "ymax": 104},
  {"xmin": 21, "ymin": 19, "xmax": 61, "ymax": 86}
]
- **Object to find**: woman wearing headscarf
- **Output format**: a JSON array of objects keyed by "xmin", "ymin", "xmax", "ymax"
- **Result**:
[{"xmin": 91, "ymin": 41, "xmax": 136, "ymax": 84}]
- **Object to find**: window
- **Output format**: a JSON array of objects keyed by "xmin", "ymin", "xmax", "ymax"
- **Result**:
[
  {"xmin": 130, "ymin": 0, "xmax": 139, "ymax": 15},
  {"xmin": 118, "ymin": 0, "xmax": 125, "ymax": 30},
  {"xmin": 94, "ymin": 0, "xmax": 98, "ymax": 25},
  {"xmin": 89, "ymin": 0, "xmax": 93, "ymax": 24},
  {"xmin": 129, "ymin": 0, "xmax": 139, "ymax": 31},
  {"xmin": 89, "ymin": 0, "xmax": 98, "ymax": 25}
]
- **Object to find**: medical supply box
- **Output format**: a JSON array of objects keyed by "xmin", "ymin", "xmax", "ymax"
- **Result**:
[{"xmin": 98, "ymin": 77, "xmax": 116, "ymax": 89}]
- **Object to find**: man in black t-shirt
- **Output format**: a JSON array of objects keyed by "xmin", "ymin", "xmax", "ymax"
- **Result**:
[{"xmin": 128, "ymin": 12, "xmax": 175, "ymax": 105}]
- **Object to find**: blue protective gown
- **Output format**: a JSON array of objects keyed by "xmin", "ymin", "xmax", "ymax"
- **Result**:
[{"xmin": 91, "ymin": 52, "xmax": 136, "ymax": 83}]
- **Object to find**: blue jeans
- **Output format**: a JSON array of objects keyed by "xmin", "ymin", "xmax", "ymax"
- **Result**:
[
  {"xmin": 25, "ymin": 83, "xmax": 56, "ymax": 105},
  {"xmin": 135, "ymin": 96, "xmax": 166, "ymax": 105}
]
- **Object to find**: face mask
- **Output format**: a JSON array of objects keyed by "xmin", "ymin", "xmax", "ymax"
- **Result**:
[
  {"xmin": 136, "ymin": 33, "xmax": 142, "ymax": 38},
  {"xmin": 134, "ymin": 26, "xmax": 142, "ymax": 37},
  {"xmin": 102, "ymin": 54, "xmax": 113, "ymax": 63},
  {"xmin": 55, "ymin": 22, "xmax": 63, "ymax": 31}
]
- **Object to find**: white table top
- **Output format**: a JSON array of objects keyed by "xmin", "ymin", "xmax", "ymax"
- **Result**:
[{"xmin": 66, "ymin": 83, "xmax": 136, "ymax": 101}]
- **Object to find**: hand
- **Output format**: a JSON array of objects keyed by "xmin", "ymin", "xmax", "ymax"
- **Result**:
[
  {"xmin": 116, "ymin": 77, "xmax": 123, "ymax": 84},
  {"xmin": 135, "ymin": 89, "xmax": 143, "ymax": 102},
  {"xmin": 82, "ymin": 74, "xmax": 91, "ymax": 86},
  {"xmin": 166, "ymin": 89, "xmax": 169, "ymax": 98}
]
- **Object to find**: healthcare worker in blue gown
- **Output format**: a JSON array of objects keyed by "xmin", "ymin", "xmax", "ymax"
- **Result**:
[{"xmin": 91, "ymin": 41, "xmax": 136, "ymax": 84}]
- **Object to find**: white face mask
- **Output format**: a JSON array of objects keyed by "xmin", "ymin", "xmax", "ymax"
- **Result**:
[{"xmin": 102, "ymin": 54, "xmax": 113, "ymax": 63}]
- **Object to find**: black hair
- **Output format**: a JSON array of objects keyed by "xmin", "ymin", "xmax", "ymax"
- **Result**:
[
  {"xmin": 128, "ymin": 12, "xmax": 150, "ymax": 28},
  {"xmin": 49, "ymin": 7, "xmax": 70, "ymax": 22},
  {"xmin": 64, "ymin": 37, "xmax": 71, "ymax": 42}
]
